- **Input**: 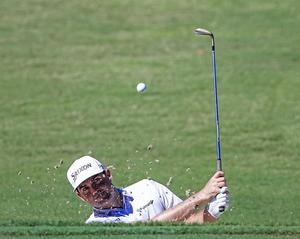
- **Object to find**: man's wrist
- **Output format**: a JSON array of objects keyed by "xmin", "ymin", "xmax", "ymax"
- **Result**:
[
  {"xmin": 204, "ymin": 208, "xmax": 218, "ymax": 222},
  {"xmin": 193, "ymin": 190, "xmax": 210, "ymax": 204}
]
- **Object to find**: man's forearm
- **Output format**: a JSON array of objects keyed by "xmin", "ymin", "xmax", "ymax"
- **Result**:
[
  {"xmin": 151, "ymin": 192, "xmax": 209, "ymax": 223},
  {"xmin": 184, "ymin": 208, "xmax": 217, "ymax": 224}
]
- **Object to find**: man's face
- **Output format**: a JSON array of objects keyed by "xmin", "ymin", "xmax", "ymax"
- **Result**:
[{"xmin": 76, "ymin": 171, "xmax": 118, "ymax": 209}]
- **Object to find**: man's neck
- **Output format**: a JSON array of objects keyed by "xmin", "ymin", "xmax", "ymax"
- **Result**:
[{"xmin": 110, "ymin": 188, "xmax": 123, "ymax": 208}]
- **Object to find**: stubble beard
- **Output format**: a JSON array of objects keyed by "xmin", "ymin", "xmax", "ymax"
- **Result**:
[{"xmin": 93, "ymin": 188, "xmax": 122, "ymax": 209}]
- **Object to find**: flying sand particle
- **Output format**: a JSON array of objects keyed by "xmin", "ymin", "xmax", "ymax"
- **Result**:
[
  {"xmin": 166, "ymin": 177, "xmax": 173, "ymax": 186},
  {"xmin": 185, "ymin": 189, "xmax": 191, "ymax": 197},
  {"xmin": 107, "ymin": 165, "xmax": 116, "ymax": 170}
]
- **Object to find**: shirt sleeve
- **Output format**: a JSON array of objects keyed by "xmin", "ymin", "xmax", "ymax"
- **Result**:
[{"xmin": 149, "ymin": 180, "xmax": 183, "ymax": 210}]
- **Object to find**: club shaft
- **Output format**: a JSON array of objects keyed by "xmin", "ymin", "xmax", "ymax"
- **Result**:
[
  {"xmin": 211, "ymin": 35, "xmax": 224, "ymax": 212},
  {"xmin": 211, "ymin": 36, "xmax": 222, "ymax": 172}
]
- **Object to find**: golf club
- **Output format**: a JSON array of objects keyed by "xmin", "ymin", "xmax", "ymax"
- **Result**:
[{"xmin": 194, "ymin": 28, "xmax": 225, "ymax": 212}]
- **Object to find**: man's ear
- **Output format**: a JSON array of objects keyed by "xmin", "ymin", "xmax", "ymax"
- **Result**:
[
  {"xmin": 104, "ymin": 168, "xmax": 113, "ymax": 181},
  {"xmin": 76, "ymin": 190, "xmax": 87, "ymax": 202}
]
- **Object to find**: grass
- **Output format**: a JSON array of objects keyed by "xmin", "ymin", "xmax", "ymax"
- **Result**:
[
  {"xmin": 0, "ymin": 0, "xmax": 300, "ymax": 238},
  {"xmin": 0, "ymin": 223, "xmax": 299, "ymax": 239}
]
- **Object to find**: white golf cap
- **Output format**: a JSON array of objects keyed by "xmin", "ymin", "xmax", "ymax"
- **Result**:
[{"xmin": 67, "ymin": 156, "xmax": 105, "ymax": 191}]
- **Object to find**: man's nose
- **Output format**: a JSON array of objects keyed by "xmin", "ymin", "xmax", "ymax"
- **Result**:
[
  {"xmin": 92, "ymin": 190, "xmax": 98, "ymax": 196},
  {"xmin": 91, "ymin": 180, "xmax": 101, "ymax": 190},
  {"xmin": 92, "ymin": 182, "xmax": 105, "ymax": 191},
  {"xmin": 92, "ymin": 182, "xmax": 99, "ymax": 190}
]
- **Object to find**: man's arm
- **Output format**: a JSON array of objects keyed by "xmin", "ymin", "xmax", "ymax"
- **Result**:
[
  {"xmin": 184, "ymin": 208, "xmax": 218, "ymax": 223},
  {"xmin": 151, "ymin": 171, "xmax": 227, "ymax": 223}
]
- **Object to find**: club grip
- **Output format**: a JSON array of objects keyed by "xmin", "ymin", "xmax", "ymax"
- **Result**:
[{"xmin": 216, "ymin": 158, "xmax": 222, "ymax": 171}]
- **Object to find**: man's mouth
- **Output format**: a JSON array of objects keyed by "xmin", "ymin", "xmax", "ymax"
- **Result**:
[{"xmin": 94, "ymin": 190, "xmax": 111, "ymax": 202}]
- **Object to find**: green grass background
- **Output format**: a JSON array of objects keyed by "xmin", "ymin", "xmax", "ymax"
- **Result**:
[{"xmin": 0, "ymin": 0, "xmax": 299, "ymax": 238}]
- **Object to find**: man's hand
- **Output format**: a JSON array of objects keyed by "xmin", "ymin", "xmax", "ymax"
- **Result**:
[
  {"xmin": 207, "ymin": 186, "xmax": 230, "ymax": 218},
  {"xmin": 197, "ymin": 171, "xmax": 226, "ymax": 202}
]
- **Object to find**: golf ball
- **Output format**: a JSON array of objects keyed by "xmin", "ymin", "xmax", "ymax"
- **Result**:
[{"xmin": 136, "ymin": 82, "xmax": 147, "ymax": 93}]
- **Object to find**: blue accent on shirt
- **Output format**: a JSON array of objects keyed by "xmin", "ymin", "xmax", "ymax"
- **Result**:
[{"xmin": 93, "ymin": 188, "xmax": 133, "ymax": 218}]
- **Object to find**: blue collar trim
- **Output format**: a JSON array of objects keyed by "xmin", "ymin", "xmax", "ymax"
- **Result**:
[{"xmin": 93, "ymin": 188, "xmax": 133, "ymax": 218}]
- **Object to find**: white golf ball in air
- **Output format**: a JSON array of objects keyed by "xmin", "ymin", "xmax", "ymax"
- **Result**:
[{"xmin": 136, "ymin": 82, "xmax": 147, "ymax": 93}]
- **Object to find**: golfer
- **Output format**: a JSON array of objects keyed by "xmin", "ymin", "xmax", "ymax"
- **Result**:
[{"xmin": 67, "ymin": 156, "xmax": 229, "ymax": 224}]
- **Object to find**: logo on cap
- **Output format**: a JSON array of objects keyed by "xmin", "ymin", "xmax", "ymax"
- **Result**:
[{"xmin": 71, "ymin": 163, "xmax": 92, "ymax": 182}]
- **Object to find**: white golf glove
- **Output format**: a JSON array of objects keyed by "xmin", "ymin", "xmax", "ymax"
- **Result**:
[{"xmin": 207, "ymin": 186, "xmax": 230, "ymax": 218}]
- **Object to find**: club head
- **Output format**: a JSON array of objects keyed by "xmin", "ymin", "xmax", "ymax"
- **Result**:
[{"xmin": 194, "ymin": 28, "xmax": 213, "ymax": 36}]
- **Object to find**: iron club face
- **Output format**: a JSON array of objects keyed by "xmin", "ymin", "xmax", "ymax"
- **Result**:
[
  {"xmin": 194, "ymin": 28, "xmax": 215, "ymax": 49},
  {"xmin": 194, "ymin": 28, "xmax": 213, "ymax": 36}
]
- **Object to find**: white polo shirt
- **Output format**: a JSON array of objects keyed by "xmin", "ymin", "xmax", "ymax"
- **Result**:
[{"xmin": 85, "ymin": 179, "xmax": 183, "ymax": 224}]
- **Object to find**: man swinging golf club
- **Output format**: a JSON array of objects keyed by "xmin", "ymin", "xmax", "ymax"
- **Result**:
[
  {"xmin": 67, "ymin": 27, "xmax": 229, "ymax": 224},
  {"xmin": 67, "ymin": 155, "xmax": 229, "ymax": 224}
]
